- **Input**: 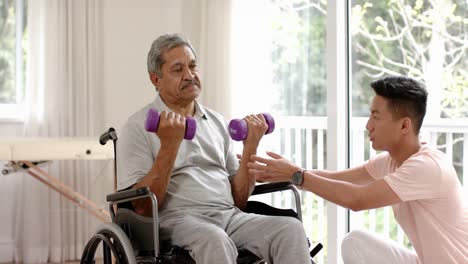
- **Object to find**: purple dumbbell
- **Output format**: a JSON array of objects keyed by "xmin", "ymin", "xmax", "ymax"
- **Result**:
[
  {"xmin": 228, "ymin": 113, "xmax": 275, "ymax": 141},
  {"xmin": 145, "ymin": 108, "xmax": 196, "ymax": 140}
]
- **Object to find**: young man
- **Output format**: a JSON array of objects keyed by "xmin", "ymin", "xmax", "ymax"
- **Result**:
[
  {"xmin": 117, "ymin": 33, "xmax": 311, "ymax": 264},
  {"xmin": 248, "ymin": 76, "xmax": 468, "ymax": 263}
]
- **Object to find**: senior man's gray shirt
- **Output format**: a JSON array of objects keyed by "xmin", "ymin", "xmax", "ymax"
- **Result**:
[{"xmin": 117, "ymin": 94, "xmax": 239, "ymax": 218}]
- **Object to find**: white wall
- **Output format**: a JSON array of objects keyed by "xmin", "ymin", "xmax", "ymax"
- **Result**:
[{"xmin": 102, "ymin": 0, "xmax": 202, "ymax": 131}]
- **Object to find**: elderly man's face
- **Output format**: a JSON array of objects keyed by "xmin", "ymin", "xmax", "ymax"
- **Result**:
[{"xmin": 155, "ymin": 45, "xmax": 201, "ymax": 105}]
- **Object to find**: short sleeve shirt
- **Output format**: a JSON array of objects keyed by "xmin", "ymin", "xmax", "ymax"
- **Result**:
[
  {"xmin": 365, "ymin": 145, "xmax": 468, "ymax": 263},
  {"xmin": 117, "ymin": 95, "xmax": 239, "ymax": 218}
]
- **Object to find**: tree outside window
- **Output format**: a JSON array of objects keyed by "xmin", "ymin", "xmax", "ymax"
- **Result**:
[
  {"xmin": 0, "ymin": 0, "xmax": 27, "ymax": 105},
  {"xmin": 350, "ymin": 0, "xmax": 467, "ymax": 249},
  {"xmin": 266, "ymin": 0, "xmax": 467, "ymax": 255}
]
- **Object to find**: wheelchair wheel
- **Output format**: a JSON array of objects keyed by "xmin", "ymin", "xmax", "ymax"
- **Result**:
[{"xmin": 81, "ymin": 223, "xmax": 137, "ymax": 264}]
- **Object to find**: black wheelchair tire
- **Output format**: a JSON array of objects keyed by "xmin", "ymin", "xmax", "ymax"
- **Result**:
[{"xmin": 81, "ymin": 223, "xmax": 137, "ymax": 264}]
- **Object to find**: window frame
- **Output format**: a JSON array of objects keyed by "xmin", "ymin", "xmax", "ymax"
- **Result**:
[{"xmin": 325, "ymin": 1, "xmax": 350, "ymax": 263}]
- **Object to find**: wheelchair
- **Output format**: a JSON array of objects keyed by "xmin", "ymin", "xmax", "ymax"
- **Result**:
[{"xmin": 81, "ymin": 128, "xmax": 322, "ymax": 264}]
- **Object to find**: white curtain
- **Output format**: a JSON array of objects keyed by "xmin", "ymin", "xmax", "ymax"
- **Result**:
[
  {"xmin": 10, "ymin": 0, "xmax": 240, "ymax": 262},
  {"xmin": 197, "ymin": 0, "xmax": 234, "ymax": 119},
  {"xmin": 196, "ymin": 0, "xmax": 273, "ymax": 120},
  {"xmin": 14, "ymin": 0, "xmax": 113, "ymax": 262},
  {"xmin": 230, "ymin": 0, "xmax": 273, "ymax": 119}
]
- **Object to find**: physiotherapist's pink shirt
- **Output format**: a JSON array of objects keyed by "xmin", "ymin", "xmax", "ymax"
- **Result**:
[{"xmin": 365, "ymin": 145, "xmax": 468, "ymax": 263}]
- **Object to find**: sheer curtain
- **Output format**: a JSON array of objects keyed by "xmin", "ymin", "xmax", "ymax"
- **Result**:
[
  {"xmin": 197, "ymin": 0, "xmax": 234, "ymax": 119},
  {"xmin": 196, "ymin": 0, "xmax": 273, "ymax": 120},
  {"xmin": 14, "ymin": 0, "xmax": 112, "ymax": 262},
  {"xmin": 230, "ymin": 0, "xmax": 273, "ymax": 119},
  {"xmin": 10, "ymin": 0, "xmax": 240, "ymax": 262}
]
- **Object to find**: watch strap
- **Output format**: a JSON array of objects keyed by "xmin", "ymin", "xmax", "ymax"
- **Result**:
[{"xmin": 298, "ymin": 168, "xmax": 306, "ymax": 186}]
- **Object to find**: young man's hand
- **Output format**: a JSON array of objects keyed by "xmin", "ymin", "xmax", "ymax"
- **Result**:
[{"xmin": 247, "ymin": 151, "xmax": 300, "ymax": 182}]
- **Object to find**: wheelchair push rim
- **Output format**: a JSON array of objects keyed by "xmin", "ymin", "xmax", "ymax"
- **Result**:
[{"xmin": 81, "ymin": 223, "xmax": 137, "ymax": 264}]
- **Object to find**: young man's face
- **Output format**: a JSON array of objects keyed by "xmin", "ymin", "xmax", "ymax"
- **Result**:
[
  {"xmin": 366, "ymin": 95, "xmax": 403, "ymax": 151},
  {"xmin": 154, "ymin": 45, "xmax": 201, "ymax": 105}
]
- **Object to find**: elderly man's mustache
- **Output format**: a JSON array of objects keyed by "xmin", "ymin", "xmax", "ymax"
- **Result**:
[{"xmin": 181, "ymin": 80, "xmax": 200, "ymax": 89}]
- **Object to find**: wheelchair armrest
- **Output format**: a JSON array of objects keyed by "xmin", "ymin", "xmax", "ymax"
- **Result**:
[
  {"xmin": 106, "ymin": 187, "xmax": 151, "ymax": 203},
  {"xmin": 250, "ymin": 182, "xmax": 302, "ymax": 222},
  {"xmin": 106, "ymin": 186, "xmax": 159, "ymax": 228},
  {"xmin": 106, "ymin": 186, "xmax": 162, "ymax": 257},
  {"xmin": 252, "ymin": 182, "xmax": 295, "ymax": 195}
]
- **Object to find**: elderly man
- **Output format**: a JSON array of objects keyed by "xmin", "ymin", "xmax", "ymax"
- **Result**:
[{"xmin": 116, "ymin": 33, "xmax": 311, "ymax": 264}]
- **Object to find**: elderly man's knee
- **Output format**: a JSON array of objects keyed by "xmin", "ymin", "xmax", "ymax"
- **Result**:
[
  {"xmin": 200, "ymin": 227, "xmax": 233, "ymax": 244},
  {"xmin": 287, "ymin": 216, "xmax": 305, "ymax": 228},
  {"xmin": 278, "ymin": 217, "xmax": 307, "ymax": 238},
  {"xmin": 200, "ymin": 228, "xmax": 236, "ymax": 252},
  {"xmin": 190, "ymin": 228, "xmax": 238, "ymax": 262}
]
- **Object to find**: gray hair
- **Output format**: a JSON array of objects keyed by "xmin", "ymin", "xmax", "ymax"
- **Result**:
[{"xmin": 147, "ymin": 33, "xmax": 197, "ymax": 77}]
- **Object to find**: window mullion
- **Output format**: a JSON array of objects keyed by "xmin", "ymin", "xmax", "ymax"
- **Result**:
[{"xmin": 326, "ymin": 1, "xmax": 350, "ymax": 263}]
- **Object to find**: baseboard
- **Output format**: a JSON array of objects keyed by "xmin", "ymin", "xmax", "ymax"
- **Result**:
[{"xmin": 0, "ymin": 240, "xmax": 14, "ymax": 262}]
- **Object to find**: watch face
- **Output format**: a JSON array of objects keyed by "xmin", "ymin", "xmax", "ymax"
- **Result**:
[{"xmin": 292, "ymin": 171, "xmax": 302, "ymax": 185}]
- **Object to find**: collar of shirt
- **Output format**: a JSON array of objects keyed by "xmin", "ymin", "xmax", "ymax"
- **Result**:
[{"xmin": 153, "ymin": 94, "xmax": 208, "ymax": 121}]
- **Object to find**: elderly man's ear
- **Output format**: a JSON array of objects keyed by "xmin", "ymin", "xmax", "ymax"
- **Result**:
[{"xmin": 150, "ymin": 72, "xmax": 160, "ymax": 92}]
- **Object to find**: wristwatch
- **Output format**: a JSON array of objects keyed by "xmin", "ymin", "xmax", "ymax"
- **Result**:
[{"xmin": 291, "ymin": 168, "xmax": 305, "ymax": 186}]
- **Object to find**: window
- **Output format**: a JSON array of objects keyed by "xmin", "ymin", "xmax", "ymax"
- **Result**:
[
  {"xmin": 0, "ymin": 0, "xmax": 27, "ymax": 120},
  {"xmin": 230, "ymin": 0, "xmax": 466, "ymax": 261},
  {"xmin": 349, "ymin": 0, "xmax": 468, "ymax": 249},
  {"xmin": 269, "ymin": 2, "xmax": 328, "ymax": 263},
  {"xmin": 231, "ymin": 1, "xmax": 329, "ymax": 263}
]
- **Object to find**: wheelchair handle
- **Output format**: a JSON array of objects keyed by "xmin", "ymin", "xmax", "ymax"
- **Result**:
[{"xmin": 99, "ymin": 127, "xmax": 117, "ymax": 145}]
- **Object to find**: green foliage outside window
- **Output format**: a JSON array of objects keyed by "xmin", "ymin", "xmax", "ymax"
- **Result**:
[
  {"xmin": 271, "ymin": 0, "xmax": 327, "ymax": 116},
  {"xmin": 0, "ymin": 0, "xmax": 27, "ymax": 104},
  {"xmin": 269, "ymin": 0, "xmax": 467, "ymax": 118},
  {"xmin": 268, "ymin": 0, "xmax": 467, "ymax": 255},
  {"xmin": 351, "ymin": 0, "xmax": 467, "ymax": 118},
  {"xmin": 351, "ymin": 0, "xmax": 467, "ymax": 250}
]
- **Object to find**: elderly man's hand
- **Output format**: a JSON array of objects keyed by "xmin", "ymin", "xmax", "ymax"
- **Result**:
[
  {"xmin": 243, "ymin": 114, "xmax": 268, "ymax": 149},
  {"xmin": 156, "ymin": 111, "xmax": 186, "ymax": 148}
]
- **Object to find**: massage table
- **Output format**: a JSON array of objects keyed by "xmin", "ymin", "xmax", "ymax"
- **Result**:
[{"xmin": 0, "ymin": 137, "xmax": 114, "ymax": 222}]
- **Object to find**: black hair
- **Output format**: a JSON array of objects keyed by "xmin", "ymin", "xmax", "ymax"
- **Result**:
[{"xmin": 370, "ymin": 75, "xmax": 428, "ymax": 134}]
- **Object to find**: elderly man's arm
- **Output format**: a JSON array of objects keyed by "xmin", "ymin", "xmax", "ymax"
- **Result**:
[
  {"xmin": 131, "ymin": 112, "xmax": 186, "ymax": 216},
  {"xmin": 132, "ymin": 145, "xmax": 179, "ymax": 215},
  {"xmin": 231, "ymin": 145, "xmax": 258, "ymax": 209},
  {"xmin": 230, "ymin": 114, "xmax": 268, "ymax": 209}
]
